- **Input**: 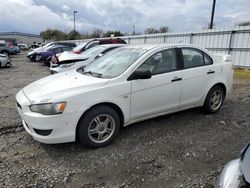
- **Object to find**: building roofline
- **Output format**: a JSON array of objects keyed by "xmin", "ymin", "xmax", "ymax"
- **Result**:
[{"xmin": 0, "ymin": 32, "xmax": 43, "ymax": 38}]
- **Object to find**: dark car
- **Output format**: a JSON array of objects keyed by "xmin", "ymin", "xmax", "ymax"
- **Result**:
[
  {"xmin": 0, "ymin": 42, "xmax": 17, "ymax": 56},
  {"xmin": 0, "ymin": 43, "xmax": 11, "ymax": 56},
  {"xmin": 27, "ymin": 42, "xmax": 76, "ymax": 61},
  {"xmin": 36, "ymin": 45, "xmax": 73, "ymax": 66},
  {"xmin": 73, "ymin": 38, "xmax": 126, "ymax": 54}
]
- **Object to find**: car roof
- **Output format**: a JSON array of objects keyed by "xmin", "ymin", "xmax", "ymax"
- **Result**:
[
  {"xmin": 98, "ymin": 44, "xmax": 126, "ymax": 48},
  {"xmin": 49, "ymin": 45, "xmax": 72, "ymax": 49},
  {"xmin": 121, "ymin": 43, "xmax": 207, "ymax": 51}
]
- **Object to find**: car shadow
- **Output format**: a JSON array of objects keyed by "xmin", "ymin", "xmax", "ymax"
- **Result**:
[{"xmin": 40, "ymin": 107, "xmax": 204, "ymax": 155}]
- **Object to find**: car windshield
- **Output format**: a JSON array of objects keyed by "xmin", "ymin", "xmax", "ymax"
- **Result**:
[
  {"xmin": 73, "ymin": 42, "xmax": 87, "ymax": 52},
  {"xmin": 80, "ymin": 47, "xmax": 147, "ymax": 78}
]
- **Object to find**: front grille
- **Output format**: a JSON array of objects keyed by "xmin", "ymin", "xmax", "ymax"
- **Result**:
[
  {"xmin": 16, "ymin": 102, "xmax": 22, "ymax": 110},
  {"xmin": 33, "ymin": 128, "xmax": 53, "ymax": 136}
]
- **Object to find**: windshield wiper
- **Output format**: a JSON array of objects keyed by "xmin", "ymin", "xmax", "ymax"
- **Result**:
[
  {"xmin": 83, "ymin": 71, "xmax": 103, "ymax": 78},
  {"xmin": 77, "ymin": 66, "xmax": 85, "ymax": 73}
]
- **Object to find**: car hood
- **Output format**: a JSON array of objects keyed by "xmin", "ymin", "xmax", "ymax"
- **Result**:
[
  {"xmin": 22, "ymin": 70, "xmax": 109, "ymax": 104},
  {"xmin": 28, "ymin": 47, "xmax": 48, "ymax": 55},
  {"xmin": 59, "ymin": 51, "xmax": 88, "ymax": 62}
]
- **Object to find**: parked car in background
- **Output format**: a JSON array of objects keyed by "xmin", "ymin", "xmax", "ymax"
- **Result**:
[
  {"xmin": 0, "ymin": 54, "xmax": 11, "ymax": 67},
  {"xmin": 27, "ymin": 42, "xmax": 76, "ymax": 61},
  {"xmin": 72, "ymin": 38, "xmax": 126, "ymax": 54},
  {"xmin": 53, "ymin": 43, "xmax": 125, "ymax": 64},
  {"xmin": 0, "ymin": 43, "xmax": 11, "ymax": 56},
  {"xmin": 29, "ymin": 44, "xmax": 40, "ymax": 50},
  {"xmin": 18, "ymin": 44, "xmax": 29, "ymax": 50},
  {"xmin": 216, "ymin": 142, "xmax": 250, "ymax": 188},
  {"xmin": 35, "ymin": 45, "xmax": 73, "ymax": 66},
  {"xmin": 50, "ymin": 44, "xmax": 124, "ymax": 73},
  {"xmin": 9, "ymin": 45, "xmax": 20, "ymax": 55},
  {"xmin": 16, "ymin": 44, "xmax": 233, "ymax": 148},
  {"xmin": 7, "ymin": 42, "xmax": 20, "ymax": 55}
]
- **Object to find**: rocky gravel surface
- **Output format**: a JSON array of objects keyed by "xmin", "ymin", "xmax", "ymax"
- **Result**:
[{"xmin": 0, "ymin": 53, "xmax": 250, "ymax": 188}]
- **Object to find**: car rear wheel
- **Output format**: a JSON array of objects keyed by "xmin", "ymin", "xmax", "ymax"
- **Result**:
[
  {"xmin": 203, "ymin": 85, "xmax": 225, "ymax": 114},
  {"xmin": 77, "ymin": 105, "xmax": 120, "ymax": 148}
]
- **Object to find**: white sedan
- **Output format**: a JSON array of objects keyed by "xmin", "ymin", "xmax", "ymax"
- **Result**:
[{"xmin": 16, "ymin": 44, "xmax": 233, "ymax": 148}]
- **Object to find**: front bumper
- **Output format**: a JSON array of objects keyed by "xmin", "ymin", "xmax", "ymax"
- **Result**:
[
  {"xmin": 27, "ymin": 52, "xmax": 36, "ymax": 60},
  {"xmin": 2, "ymin": 59, "xmax": 12, "ymax": 67},
  {"xmin": 16, "ymin": 90, "xmax": 77, "ymax": 144}
]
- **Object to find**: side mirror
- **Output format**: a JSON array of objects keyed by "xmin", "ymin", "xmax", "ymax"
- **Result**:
[{"xmin": 127, "ymin": 70, "xmax": 152, "ymax": 81}]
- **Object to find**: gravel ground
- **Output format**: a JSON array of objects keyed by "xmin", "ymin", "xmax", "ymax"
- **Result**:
[{"xmin": 0, "ymin": 53, "xmax": 250, "ymax": 188}]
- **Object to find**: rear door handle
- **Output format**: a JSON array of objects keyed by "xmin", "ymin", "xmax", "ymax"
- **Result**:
[
  {"xmin": 207, "ymin": 70, "xmax": 215, "ymax": 74},
  {"xmin": 171, "ymin": 77, "xmax": 182, "ymax": 82}
]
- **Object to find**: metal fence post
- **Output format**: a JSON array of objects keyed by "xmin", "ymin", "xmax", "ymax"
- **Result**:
[
  {"xmin": 189, "ymin": 33, "xmax": 193, "ymax": 44},
  {"xmin": 227, "ymin": 30, "xmax": 235, "ymax": 54},
  {"xmin": 144, "ymin": 36, "xmax": 147, "ymax": 44}
]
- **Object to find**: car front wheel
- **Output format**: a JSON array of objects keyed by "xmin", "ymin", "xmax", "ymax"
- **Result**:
[
  {"xmin": 77, "ymin": 105, "xmax": 120, "ymax": 148},
  {"xmin": 203, "ymin": 85, "xmax": 225, "ymax": 114}
]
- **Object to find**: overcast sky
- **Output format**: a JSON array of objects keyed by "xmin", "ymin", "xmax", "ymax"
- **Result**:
[{"xmin": 0, "ymin": 0, "xmax": 249, "ymax": 35}]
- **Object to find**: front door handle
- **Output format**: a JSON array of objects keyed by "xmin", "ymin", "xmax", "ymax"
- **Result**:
[
  {"xmin": 207, "ymin": 70, "xmax": 215, "ymax": 74},
  {"xmin": 171, "ymin": 77, "xmax": 182, "ymax": 82}
]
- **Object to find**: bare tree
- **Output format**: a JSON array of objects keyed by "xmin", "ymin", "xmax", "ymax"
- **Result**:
[
  {"xmin": 145, "ymin": 26, "xmax": 169, "ymax": 34},
  {"xmin": 90, "ymin": 28, "xmax": 103, "ymax": 38},
  {"xmin": 238, "ymin": 21, "xmax": 250, "ymax": 26},
  {"xmin": 159, "ymin": 26, "xmax": 169, "ymax": 33}
]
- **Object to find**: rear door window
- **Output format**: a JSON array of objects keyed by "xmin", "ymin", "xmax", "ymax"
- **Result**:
[{"xmin": 181, "ymin": 48, "xmax": 213, "ymax": 68}]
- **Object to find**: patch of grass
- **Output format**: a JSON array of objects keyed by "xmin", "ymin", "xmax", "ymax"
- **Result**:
[{"xmin": 234, "ymin": 69, "xmax": 250, "ymax": 79}]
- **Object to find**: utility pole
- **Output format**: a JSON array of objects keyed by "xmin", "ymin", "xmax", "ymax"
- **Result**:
[
  {"xmin": 73, "ymin": 11, "xmax": 77, "ymax": 31},
  {"xmin": 133, "ymin": 25, "xmax": 135, "ymax": 35},
  {"xmin": 209, "ymin": 0, "xmax": 216, "ymax": 29}
]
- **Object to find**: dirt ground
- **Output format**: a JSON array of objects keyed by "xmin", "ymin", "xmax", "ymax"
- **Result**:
[{"xmin": 0, "ymin": 53, "xmax": 250, "ymax": 188}]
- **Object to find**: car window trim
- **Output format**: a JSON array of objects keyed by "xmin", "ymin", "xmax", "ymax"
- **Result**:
[
  {"xmin": 179, "ymin": 47, "xmax": 213, "ymax": 70},
  {"xmin": 127, "ymin": 48, "xmax": 182, "ymax": 81}
]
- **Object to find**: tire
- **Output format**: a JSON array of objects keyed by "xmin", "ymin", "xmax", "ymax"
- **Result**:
[
  {"xmin": 203, "ymin": 85, "xmax": 225, "ymax": 114},
  {"xmin": 45, "ymin": 57, "xmax": 52, "ymax": 67},
  {"xmin": 77, "ymin": 105, "xmax": 120, "ymax": 148}
]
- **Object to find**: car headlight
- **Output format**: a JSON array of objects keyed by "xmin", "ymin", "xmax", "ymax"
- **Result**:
[
  {"xmin": 29, "ymin": 102, "xmax": 66, "ymax": 115},
  {"xmin": 60, "ymin": 63, "xmax": 75, "ymax": 68}
]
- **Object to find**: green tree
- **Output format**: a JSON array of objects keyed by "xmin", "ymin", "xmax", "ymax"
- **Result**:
[
  {"xmin": 40, "ymin": 29, "xmax": 67, "ymax": 41},
  {"xmin": 67, "ymin": 30, "xmax": 81, "ymax": 40}
]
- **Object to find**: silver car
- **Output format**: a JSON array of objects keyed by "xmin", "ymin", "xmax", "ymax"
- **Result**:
[
  {"xmin": 0, "ymin": 54, "xmax": 11, "ymax": 67},
  {"xmin": 50, "ymin": 44, "xmax": 125, "ymax": 74},
  {"xmin": 216, "ymin": 143, "xmax": 250, "ymax": 187}
]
